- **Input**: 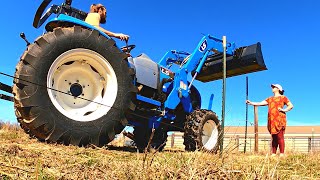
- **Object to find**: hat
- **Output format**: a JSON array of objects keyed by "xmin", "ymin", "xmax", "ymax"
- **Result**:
[{"xmin": 271, "ymin": 84, "xmax": 283, "ymax": 92}]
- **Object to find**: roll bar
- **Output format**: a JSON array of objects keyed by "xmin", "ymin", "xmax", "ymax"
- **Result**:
[{"xmin": 33, "ymin": 0, "xmax": 86, "ymax": 29}]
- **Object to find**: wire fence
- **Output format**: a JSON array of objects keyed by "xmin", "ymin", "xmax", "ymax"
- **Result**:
[{"xmin": 165, "ymin": 133, "xmax": 320, "ymax": 153}]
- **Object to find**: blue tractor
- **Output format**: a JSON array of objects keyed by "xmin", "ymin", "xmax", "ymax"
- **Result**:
[{"xmin": 0, "ymin": 0, "xmax": 267, "ymax": 152}]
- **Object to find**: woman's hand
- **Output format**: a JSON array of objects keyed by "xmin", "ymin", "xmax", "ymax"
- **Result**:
[
  {"xmin": 246, "ymin": 100, "xmax": 252, "ymax": 105},
  {"xmin": 246, "ymin": 100, "xmax": 268, "ymax": 106}
]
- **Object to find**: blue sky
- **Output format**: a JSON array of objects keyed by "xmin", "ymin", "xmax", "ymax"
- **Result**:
[{"xmin": 0, "ymin": 0, "xmax": 319, "ymax": 127}]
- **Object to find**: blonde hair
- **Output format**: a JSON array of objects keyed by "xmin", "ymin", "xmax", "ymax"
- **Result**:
[{"xmin": 90, "ymin": 4, "xmax": 106, "ymax": 13}]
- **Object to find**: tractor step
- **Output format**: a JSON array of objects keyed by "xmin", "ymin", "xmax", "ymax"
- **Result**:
[
  {"xmin": 136, "ymin": 95, "xmax": 161, "ymax": 107},
  {"xmin": 195, "ymin": 43, "xmax": 267, "ymax": 82}
]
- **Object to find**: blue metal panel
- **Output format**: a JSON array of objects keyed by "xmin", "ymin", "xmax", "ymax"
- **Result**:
[
  {"xmin": 136, "ymin": 95, "xmax": 161, "ymax": 107},
  {"xmin": 181, "ymin": 96, "xmax": 193, "ymax": 113},
  {"xmin": 148, "ymin": 116, "xmax": 162, "ymax": 129}
]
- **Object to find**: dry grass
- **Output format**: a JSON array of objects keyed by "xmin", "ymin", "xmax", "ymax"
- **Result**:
[{"xmin": 0, "ymin": 123, "xmax": 320, "ymax": 180}]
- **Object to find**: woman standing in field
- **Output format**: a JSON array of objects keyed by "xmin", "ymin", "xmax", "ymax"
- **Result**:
[{"xmin": 246, "ymin": 84, "xmax": 294, "ymax": 158}]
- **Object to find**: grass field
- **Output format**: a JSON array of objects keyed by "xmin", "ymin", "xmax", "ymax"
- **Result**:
[{"xmin": 1, "ymin": 122, "xmax": 319, "ymax": 180}]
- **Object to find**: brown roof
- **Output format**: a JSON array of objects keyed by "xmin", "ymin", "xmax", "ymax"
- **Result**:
[{"xmin": 224, "ymin": 126, "xmax": 320, "ymax": 134}]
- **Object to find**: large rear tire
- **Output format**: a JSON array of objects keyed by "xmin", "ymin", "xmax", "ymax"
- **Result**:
[
  {"xmin": 184, "ymin": 109, "xmax": 221, "ymax": 152},
  {"xmin": 13, "ymin": 27, "xmax": 136, "ymax": 147}
]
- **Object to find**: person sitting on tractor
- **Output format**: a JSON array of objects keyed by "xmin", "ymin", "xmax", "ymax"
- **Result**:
[{"xmin": 85, "ymin": 4, "xmax": 129, "ymax": 41}]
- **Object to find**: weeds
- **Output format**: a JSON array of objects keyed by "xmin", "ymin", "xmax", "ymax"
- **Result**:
[{"xmin": 0, "ymin": 122, "xmax": 319, "ymax": 179}]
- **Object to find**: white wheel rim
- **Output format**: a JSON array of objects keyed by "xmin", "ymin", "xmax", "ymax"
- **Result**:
[
  {"xmin": 202, "ymin": 120, "xmax": 219, "ymax": 150},
  {"xmin": 47, "ymin": 48, "xmax": 118, "ymax": 122}
]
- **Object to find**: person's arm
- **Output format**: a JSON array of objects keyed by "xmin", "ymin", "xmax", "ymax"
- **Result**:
[
  {"xmin": 278, "ymin": 101, "xmax": 294, "ymax": 112},
  {"xmin": 246, "ymin": 100, "xmax": 268, "ymax": 106},
  {"xmin": 96, "ymin": 26, "xmax": 129, "ymax": 41}
]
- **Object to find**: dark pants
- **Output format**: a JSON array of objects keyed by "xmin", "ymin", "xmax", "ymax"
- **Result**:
[{"xmin": 271, "ymin": 128, "xmax": 285, "ymax": 154}]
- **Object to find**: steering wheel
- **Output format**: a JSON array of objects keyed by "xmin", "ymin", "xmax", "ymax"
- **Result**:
[{"xmin": 121, "ymin": 44, "xmax": 136, "ymax": 53}]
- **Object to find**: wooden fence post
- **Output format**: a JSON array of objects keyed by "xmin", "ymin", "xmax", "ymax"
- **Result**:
[
  {"xmin": 308, "ymin": 137, "xmax": 312, "ymax": 153},
  {"xmin": 171, "ymin": 133, "xmax": 175, "ymax": 148},
  {"xmin": 236, "ymin": 135, "xmax": 240, "ymax": 151}
]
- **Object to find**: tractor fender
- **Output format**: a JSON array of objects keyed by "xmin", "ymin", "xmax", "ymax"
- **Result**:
[{"xmin": 45, "ymin": 14, "xmax": 111, "ymax": 40}]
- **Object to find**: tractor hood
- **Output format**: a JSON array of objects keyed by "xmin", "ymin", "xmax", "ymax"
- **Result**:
[{"xmin": 194, "ymin": 42, "xmax": 267, "ymax": 82}]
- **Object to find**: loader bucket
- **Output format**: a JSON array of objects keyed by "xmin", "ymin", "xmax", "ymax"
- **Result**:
[{"xmin": 195, "ymin": 42, "xmax": 267, "ymax": 82}]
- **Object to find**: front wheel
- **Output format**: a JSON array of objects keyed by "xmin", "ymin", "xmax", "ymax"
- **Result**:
[
  {"xmin": 183, "ymin": 109, "xmax": 221, "ymax": 152},
  {"xmin": 13, "ymin": 27, "xmax": 137, "ymax": 147}
]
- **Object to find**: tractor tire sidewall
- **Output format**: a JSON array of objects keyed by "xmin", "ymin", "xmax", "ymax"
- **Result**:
[
  {"xmin": 184, "ymin": 109, "xmax": 221, "ymax": 152},
  {"xmin": 13, "ymin": 27, "xmax": 135, "ymax": 146},
  {"xmin": 198, "ymin": 113, "xmax": 221, "ymax": 152}
]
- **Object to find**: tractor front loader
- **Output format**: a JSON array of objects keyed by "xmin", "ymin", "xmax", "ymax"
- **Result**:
[{"xmin": 0, "ymin": 0, "xmax": 267, "ymax": 152}]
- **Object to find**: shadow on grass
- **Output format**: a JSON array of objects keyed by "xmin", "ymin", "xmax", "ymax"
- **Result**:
[
  {"xmin": 106, "ymin": 145, "xmax": 138, "ymax": 153},
  {"xmin": 105, "ymin": 145, "xmax": 185, "ymax": 153}
]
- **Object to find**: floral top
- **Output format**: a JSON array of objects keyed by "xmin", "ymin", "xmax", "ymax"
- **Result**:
[{"xmin": 265, "ymin": 96, "xmax": 290, "ymax": 134}]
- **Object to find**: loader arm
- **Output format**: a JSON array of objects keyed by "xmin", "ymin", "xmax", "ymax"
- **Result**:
[
  {"xmin": 163, "ymin": 35, "xmax": 235, "ymax": 112},
  {"xmin": 162, "ymin": 35, "xmax": 266, "ymax": 112}
]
